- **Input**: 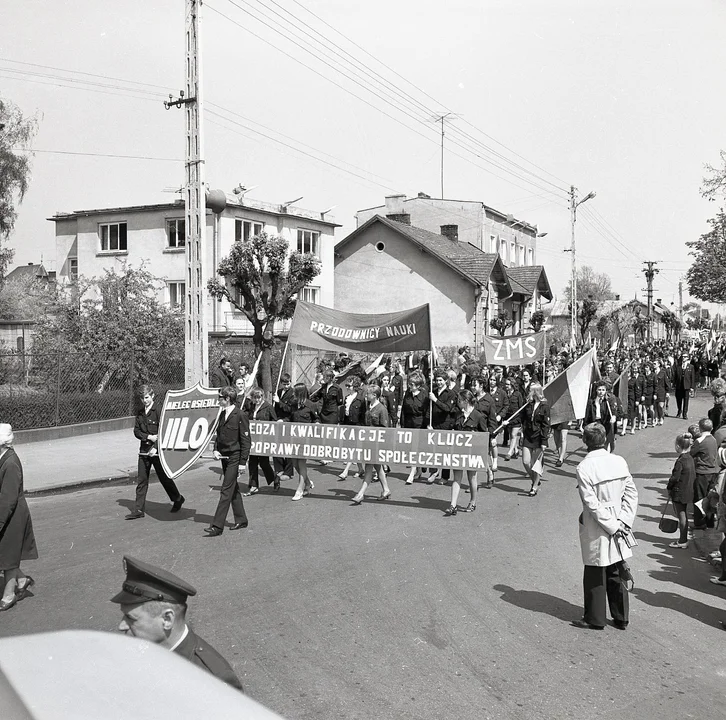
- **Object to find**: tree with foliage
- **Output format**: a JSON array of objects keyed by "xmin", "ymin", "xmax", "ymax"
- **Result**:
[
  {"xmin": 0, "ymin": 272, "xmax": 54, "ymax": 322},
  {"xmin": 563, "ymin": 265, "xmax": 615, "ymax": 305},
  {"xmin": 207, "ymin": 232, "xmax": 321, "ymax": 393},
  {"xmin": 569, "ymin": 297, "xmax": 599, "ymax": 343},
  {"xmin": 489, "ymin": 310, "xmax": 513, "ymax": 337},
  {"xmin": 632, "ymin": 309, "xmax": 651, "ymax": 343},
  {"xmin": 685, "ymin": 314, "xmax": 710, "ymax": 331},
  {"xmin": 529, "ymin": 309, "xmax": 545, "ymax": 332},
  {"xmin": 0, "ymin": 95, "xmax": 39, "ymax": 280},
  {"xmin": 701, "ymin": 149, "xmax": 726, "ymax": 202},
  {"xmin": 685, "ymin": 210, "xmax": 726, "ymax": 303},
  {"xmin": 32, "ymin": 265, "xmax": 184, "ymax": 392}
]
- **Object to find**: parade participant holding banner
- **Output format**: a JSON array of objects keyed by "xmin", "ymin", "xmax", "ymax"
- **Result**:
[
  {"xmin": 243, "ymin": 388, "xmax": 279, "ymax": 496},
  {"xmin": 401, "ymin": 371, "xmax": 430, "ymax": 484},
  {"xmin": 471, "ymin": 376, "xmax": 497, "ymax": 488},
  {"xmin": 351, "ymin": 386, "xmax": 391, "ymax": 504},
  {"xmin": 446, "ymin": 390, "xmax": 487, "ymax": 515},
  {"xmin": 502, "ymin": 377, "xmax": 524, "ymax": 462},
  {"xmin": 290, "ymin": 383, "xmax": 319, "ymax": 501},
  {"xmin": 126, "ymin": 385, "xmax": 184, "ymax": 521},
  {"xmin": 310, "ymin": 369, "xmax": 343, "ymax": 466},
  {"xmin": 274, "ymin": 373, "xmax": 295, "ymax": 482},
  {"xmin": 339, "ymin": 376, "xmax": 366, "ymax": 481},
  {"xmin": 488, "ymin": 375, "xmax": 509, "ymax": 472},
  {"xmin": 379, "ymin": 374, "xmax": 398, "ymax": 429},
  {"xmin": 517, "ymin": 383, "xmax": 550, "ymax": 497},
  {"xmin": 204, "ymin": 386, "xmax": 250, "ymax": 536},
  {"xmin": 426, "ymin": 372, "xmax": 458, "ymax": 484}
]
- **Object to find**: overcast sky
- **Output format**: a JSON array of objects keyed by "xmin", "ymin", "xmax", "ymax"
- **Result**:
[{"xmin": 3, "ymin": 0, "xmax": 725, "ymax": 308}]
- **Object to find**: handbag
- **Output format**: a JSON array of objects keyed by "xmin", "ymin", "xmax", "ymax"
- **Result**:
[{"xmin": 658, "ymin": 499, "xmax": 679, "ymax": 534}]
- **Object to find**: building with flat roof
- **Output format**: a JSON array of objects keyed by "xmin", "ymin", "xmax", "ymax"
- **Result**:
[{"xmin": 50, "ymin": 193, "xmax": 339, "ymax": 338}]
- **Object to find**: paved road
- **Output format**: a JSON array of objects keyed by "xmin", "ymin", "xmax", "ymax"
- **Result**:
[{"xmin": 2, "ymin": 396, "xmax": 724, "ymax": 719}]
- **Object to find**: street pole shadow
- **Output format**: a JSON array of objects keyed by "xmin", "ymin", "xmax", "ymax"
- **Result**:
[
  {"xmin": 493, "ymin": 584, "xmax": 581, "ymax": 624},
  {"xmin": 631, "ymin": 587, "xmax": 724, "ymax": 628},
  {"xmin": 115, "ymin": 498, "xmax": 195, "ymax": 521}
]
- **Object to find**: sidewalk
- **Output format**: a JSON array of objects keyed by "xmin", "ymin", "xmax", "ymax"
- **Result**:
[{"xmin": 20, "ymin": 429, "xmax": 139, "ymax": 495}]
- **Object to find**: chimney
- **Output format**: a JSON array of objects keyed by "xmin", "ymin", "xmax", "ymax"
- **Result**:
[
  {"xmin": 656, "ymin": 298, "xmax": 662, "ymax": 304},
  {"xmin": 384, "ymin": 194, "xmax": 410, "ymax": 225},
  {"xmin": 615, "ymin": 294, "xmax": 620, "ymax": 301},
  {"xmin": 440, "ymin": 224, "xmax": 458, "ymax": 242}
]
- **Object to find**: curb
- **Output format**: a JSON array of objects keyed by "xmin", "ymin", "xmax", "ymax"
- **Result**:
[{"xmin": 26, "ymin": 472, "xmax": 138, "ymax": 498}]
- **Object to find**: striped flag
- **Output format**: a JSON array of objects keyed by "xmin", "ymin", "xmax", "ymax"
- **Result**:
[
  {"xmin": 614, "ymin": 363, "xmax": 631, "ymax": 411},
  {"xmin": 545, "ymin": 347, "xmax": 597, "ymax": 424},
  {"xmin": 364, "ymin": 353, "xmax": 385, "ymax": 379},
  {"xmin": 609, "ymin": 336, "xmax": 619, "ymax": 353}
]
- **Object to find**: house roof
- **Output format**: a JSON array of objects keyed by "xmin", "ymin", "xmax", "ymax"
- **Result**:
[
  {"xmin": 5, "ymin": 263, "xmax": 51, "ymax": 283},
  {"xmin": 337, "ymin": 214, "xmax": 511, "ymax": 294},
  {"xmin": 505, "ymin": 266, "xmax": 553, "ymax": 301}
]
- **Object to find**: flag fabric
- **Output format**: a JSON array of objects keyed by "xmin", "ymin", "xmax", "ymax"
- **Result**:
[
  {"xmin": 569, "ymin": 335, "xmax": 577, "ymax": 355},
  {"xmin": 609, "ymin": 337, "xmax": 619, "ymax": 353},
  {"xmin": 364, "ymin": 353, "xmax": 385, "ymax": 378},
  {"xmin": 585, "ymin": 331, "xmax": 593, "ymax": 349},
  {"xmin": 545, "ymin": 348, "xmax": 597, "ymax": 424},
  {"xmin": 614, "ymin": 363, "xmax": 630, "ymax": 411}
]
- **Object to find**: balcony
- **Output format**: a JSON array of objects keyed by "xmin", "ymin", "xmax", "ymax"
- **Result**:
[{"xmin": 220, "ymin": 312, "xmax": 292, "ymax": 336}]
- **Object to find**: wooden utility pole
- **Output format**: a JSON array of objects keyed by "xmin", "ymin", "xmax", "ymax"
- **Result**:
[{"xmin": 166, "ymin": 1, "xmax": 207, "ymax": 385}]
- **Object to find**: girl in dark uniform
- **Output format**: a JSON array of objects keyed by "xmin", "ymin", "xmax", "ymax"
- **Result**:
[
  {"xmin": 401, "ymin": 372, "xmax": 430, "ymax": 484},
  {"xmin": 517, "ymin": 383, "xmax": 551, "ymax": 497},
  {"xmin": 290, "ymin": 383, "xmax": 319, "ymax": 501}
]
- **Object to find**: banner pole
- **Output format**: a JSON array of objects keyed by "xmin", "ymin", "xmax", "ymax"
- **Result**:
[
  {"xmin": 542, "ymin": 327, "xmax": 547, "ymax": 385},
  {"xmin": 274, "ymin": 341, "xmax": 290, "ymax": 399},
  {"xmin": 428, "ymin": 349, "xmax": 434, "ymax": 423}
]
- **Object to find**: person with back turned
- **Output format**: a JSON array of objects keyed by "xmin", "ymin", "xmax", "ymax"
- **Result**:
[
  {"xmin": 112, "ymin": 555, "xmax": 243, "ymax": 690},
  {"xmin": 573, "ymin": 422, "xmax": 638, "ymax": 631}
]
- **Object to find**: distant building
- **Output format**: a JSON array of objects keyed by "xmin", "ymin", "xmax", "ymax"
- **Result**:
[
  {"xmin": 356, "ymin": 193, "xmax": 542, "ymax": 267},
  {"xmin": 334, "ymin": 215, "xmax": 550, "ymax": 348},
  {"xmin": 4, "ymin": 262, "xmax": 55, "ymax": 285},
  {"xmin": 50, "ymin": 195, "xmax": 339, "ymax": 338}
]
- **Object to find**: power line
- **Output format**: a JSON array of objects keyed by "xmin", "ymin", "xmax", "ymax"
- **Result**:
[{"xmin": 18, "ymin": 148, "xmax": 182, "ymax": 162}]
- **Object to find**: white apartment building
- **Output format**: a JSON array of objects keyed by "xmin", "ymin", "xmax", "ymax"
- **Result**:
[{"xmin": 50, "ymin": 194, "xmax": 339, "ymax": 337}]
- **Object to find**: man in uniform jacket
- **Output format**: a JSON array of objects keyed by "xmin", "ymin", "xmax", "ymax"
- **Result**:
[
  {"xmin": 112, "ymin": 555, "xmax": 243, "ymax": 690},
  {"xmin": 310, "ymin": 369, "xmax": 343, "ymax": 425},
  {"xmin": 205, "ymin": 386, "xmax": 251, "ymax": 536},
  {"xmin": 127, "ymin": 385, "xmax": 184, "ymax": 520},
  {"xmin": 574, "ymin": 423, "xmax": 638, "ymax": 631},
  {"xmin": 673, "ymin": 356, "xmax": 696, "ymax": 419}
]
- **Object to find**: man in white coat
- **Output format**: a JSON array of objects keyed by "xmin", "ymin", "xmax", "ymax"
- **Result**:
[{"xmin": 573, "ymin": 422, "xmax": 638, "ymax": 630}]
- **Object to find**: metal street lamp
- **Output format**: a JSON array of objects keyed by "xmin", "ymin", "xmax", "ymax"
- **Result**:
[{"xmin": 569, "ymin": 187, "xmax": 596, "ymax": 343}]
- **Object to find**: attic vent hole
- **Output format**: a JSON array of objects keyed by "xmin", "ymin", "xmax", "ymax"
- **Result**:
[{"xmin": 375, "ymin": 241, "xmax": 385, "ymax": 253}]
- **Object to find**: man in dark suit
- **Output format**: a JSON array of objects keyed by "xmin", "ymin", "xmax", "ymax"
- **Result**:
[
  {"xmin": 673, "ymin": 356, "xmax": 696, "ymax": 419},
  {"xmin": 310, "ymin": 368, "xmax": 343, "ymax": 466},
  {"xmin": 273, "ymin": 373, "xmax": 295, "ymax": 481},
  {"xmin": 112, "ymin": 555, "xmax": 243, "ymax": 690},
  {"xmin": 210, "ymin": 357, "xmax": 234, "ymax": 389},
  {"xmin": 585, "ymin": 382, "xmax": 618, "ymax": 453},
  {"xmin": 205, "ymin": 386, "xmax": 251, "ymax": 536}
]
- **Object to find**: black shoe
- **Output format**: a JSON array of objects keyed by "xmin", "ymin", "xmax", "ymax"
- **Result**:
[
  {"xmin": 445, "ymin": 505, "xmax": 458, "ymax": 516},
  {"xmin": 125, "ymin": 511, "xmax": 145, "ymax": 520},
  {"xmin": 204, "ymin": 526, "xmax": 223, "ymax": 536},
  {"xmin": 230, "ymin": 522, "xmax": 248, "ymax": 530},
  {"xmin": 571, "ymin": 619, "xmax": 604, "ymax": 630},
  {"xmin": 612, "ymin": 620, "xmax": 629, "ymax": 630},
  {"xmin": 273, "ymin": 477, "xmax": 280, "ymax": 492},
  {"xmin": 171, "ymin": 496, "xmax": 185, "ymax": 513},
  {"xmin": 683, "ymin": 415, "xmax": 688, "ymax": 420}
]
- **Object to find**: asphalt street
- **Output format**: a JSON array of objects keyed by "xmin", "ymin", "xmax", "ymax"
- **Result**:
[{"xmin": 2, "ymin": 394, "xmax": 724, "ymax": 719}]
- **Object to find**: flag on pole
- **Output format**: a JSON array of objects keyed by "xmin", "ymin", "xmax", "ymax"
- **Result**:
[
  {"xmin": 545, "ymin": 347, "xmax": 597, "ymax": 424},
  {"xmin": 569, "ymin": 335, "xmax": 577, "ymax": 355},
  {"xmin": 242, "ymin": 352, "xmax": 264, "ymax": 400},
  {"xmin": 364, "ymin": 353, "xmax": 385, "ymax": 378},
  {"xmin": 585, "ymin": 331, "xmax": 593, "ymax": 349},
  {"xmin": 614, "ymin": 363, "xmax": 631, "ymax": 411},
  {"xmin": 609, "ymin": 336, "xmax": 619, "ymax": 353}
]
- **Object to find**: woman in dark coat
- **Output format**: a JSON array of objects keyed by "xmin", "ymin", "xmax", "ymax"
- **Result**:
[
  {"xmin": 0, "ymin": 424, "xmax": 37, "ymax": 611},
  {"xmin": 401, "ymin": 372, "xmax": 430, "ymax": 484}
]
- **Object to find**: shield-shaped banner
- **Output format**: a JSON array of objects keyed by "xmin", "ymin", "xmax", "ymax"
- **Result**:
[{"xmin": 158, "ymin": 383, "xmax": 221, "ymax": 479}]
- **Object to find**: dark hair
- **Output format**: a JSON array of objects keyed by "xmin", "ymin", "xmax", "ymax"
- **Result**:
[
  {"xmin": 699, "ymin": 417, "xmax": 713, "ymax": 432},
  {"xmin": 138, "ymin": 384, "xmax": 154, "ymax": 398},
  {"xmin": 583, "ymin": 422, "xmax": 607, "ymax": 450},
  {"xmin": 219, "ymin": 385, "xmax": 237, "ymax": 403},
  {"xmin": 349, "ymin": 376, "xmax": 362, "ymax": 389},
  {"xmin": 458, "ymin": 389, "xmax": 475, "ymax": 407},
  {"xmin": 279, "ymin": 373, "xmax": 291, "ymax": 384},
  {"xmin": 293, "ymin": 383, "xmax": 309, "ymax": 405},
  {"xmin": 219, "ymin": 356, "xmax": 230, "ymax": 367}
]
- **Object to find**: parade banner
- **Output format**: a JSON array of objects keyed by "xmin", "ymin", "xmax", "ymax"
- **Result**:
[
  {"xmin": 287, "ymin": 301, "xmax": 432, "ymax": 353},
  {"xmin": 249, "ymin": 421, "xmax": 489, "ymax": 471},
  {"xmin": 481, "ymin": 331, "xmax": 546, "ymax": 366},
  {"xmin": 158, "ymin": 384, "xmax": 221, "ymax": 479}
]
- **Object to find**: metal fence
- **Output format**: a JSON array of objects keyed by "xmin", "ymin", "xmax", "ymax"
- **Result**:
[{"xmin": 0, "ymin": 350, "xmax": 185, "ymax": 431}]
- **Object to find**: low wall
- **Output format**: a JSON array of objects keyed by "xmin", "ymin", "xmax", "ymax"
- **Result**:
[{"xmin": 14, "ymin": 416, "xmax": 135, "ymax": 445}]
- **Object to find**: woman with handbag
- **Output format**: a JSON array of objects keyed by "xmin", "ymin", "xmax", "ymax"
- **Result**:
[
  {"xmin": 517, "ymin": 383, "xmax": 550, "ymax": 497},
  {"xmin": 665, "ymin": 432, "xmax": 695, "ymax": 548}
]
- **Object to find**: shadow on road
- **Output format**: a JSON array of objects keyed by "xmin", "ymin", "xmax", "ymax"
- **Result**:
[
  {"xmin": 493, "ymin": 584, "xmax": 581, "ymax": 624},
  {"xmin": 115, "ymin": 498, "xmax": 195, "ymax": 522},
  {"xmin": 632, "ymin": 587, "xmax": 724, "ymax": 628}
]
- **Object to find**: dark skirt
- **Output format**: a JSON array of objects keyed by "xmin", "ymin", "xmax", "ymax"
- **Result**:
[{"xmin": 0, "ymin": 497, "xmax": 38, "ymax": 571}]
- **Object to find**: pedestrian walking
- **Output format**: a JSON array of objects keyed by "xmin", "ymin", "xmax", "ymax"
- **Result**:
[
  {"xmin": 0, "ymin": 424, "xmax": 37, "ymax": 612},
  {"xmin": 290, "ymin": 383, "xmax": 318, "ymax": 501},
  {"xmin": 572, "ymin": 422, "xmax": 638, "ymax": 631},
  {"xmin": 205, "ymin": 386, "xmax": 251, "ymax": 536},
  {"xmin": 243, "ymin": 387, "xmax": 279, "ymax": 495},
  {"xmin": 126, "ymin": 385, "xmax": 184, "ymax": 521},
  {"xmin": 351, "ymin": 385, "xmax": 391, "ymax": 504},
  {"xmin": 112, "ymin": 555, "xmax": 243, "ymax": 690},
  {"xmin": 516, "ymin": 383, "xmax": 550, "ymax": 497}
]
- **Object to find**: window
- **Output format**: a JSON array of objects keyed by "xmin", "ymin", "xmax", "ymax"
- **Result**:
[
  {"xmin": 235, "ymin": 219, "xmax": 264, "ymax": 242},
  {"xmin": 299, "ymin": 286, "xmax": 320, "ymax": 304},
  {"xmin": 528, "ymin": 248, "xmax": 534, "ymax": 266},
  {"xmin": 499, "ymin": 238, "xmax": 507, "ymax": 262},
  {"xmin": 297, "ymin": 229, "xmax": 320, "ymax": 256},
  {"xmin": 168, "ymin": 281, "xmax": 186, "ymax": 311},
  {"xmin": 69, "ymin": 257, "xmax": 78, "ymax": 282},
  {"xmin": 510, "ymin": 242, "xmax": 516, "ymax": 265},
  {"xmin": 99, "ymin": 222, "xmax": 127, "ymax": 252},
  {"xmin": 167, "ymin": 219, "xmax": 186, "ymax": 248},
  {"xmin": 490, "ymin": 234, "xmax": 497, "ymax": 253},
  {"xmin": 519, "ymin": 245, "xmax": 525, "ymax": 266}
]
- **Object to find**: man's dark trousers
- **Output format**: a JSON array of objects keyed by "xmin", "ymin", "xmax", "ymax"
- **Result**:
[
  {"xmin": 213, "ymin": 452, "xmax": 248, "ymax": 529},
  {"xmin": 675, "ymin": 388, "xmax": 690, "ymax": 418},
  {"xmin": 693, "ymin": 472, "xmax": 717, "ymax": 527},
  {"xmin": 583, "ymin": 564, "xmax": 628, "ymax": 628},
  {"xmin": 135, "ymin": 455, "xmax": 182, "ymax": 512}
]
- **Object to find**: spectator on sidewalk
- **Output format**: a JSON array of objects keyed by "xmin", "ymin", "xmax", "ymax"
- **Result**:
[
  {"xmin": 690, "ymin": 419, "xmax": 719, "ymax": 529},
  {"xmin": 666, "ymin": 432, "xmax": 695, "ymax": 549},
  {"xmin": 573, "ymin": 422, "xmax": 638, "ymax": 631}
]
